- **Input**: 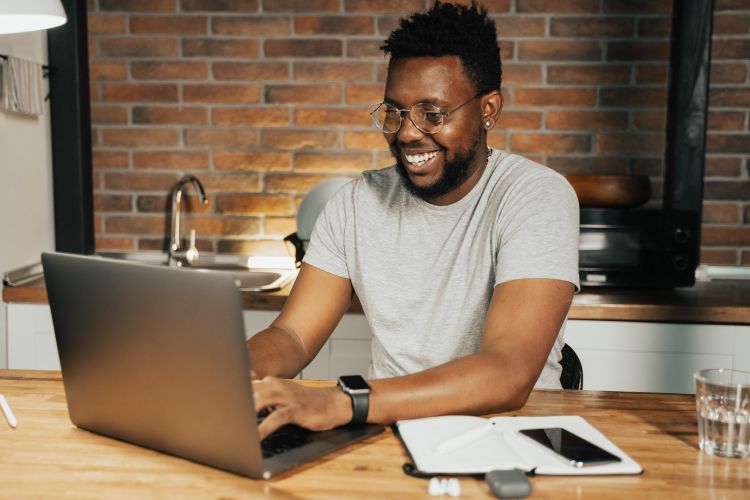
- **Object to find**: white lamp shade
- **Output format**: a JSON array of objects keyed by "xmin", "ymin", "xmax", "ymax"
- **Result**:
[{"xmin": 0, "ymin": 0, "xmax": 67, "ymax": 35}]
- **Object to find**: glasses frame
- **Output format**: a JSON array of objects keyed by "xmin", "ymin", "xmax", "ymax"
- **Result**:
[{"xmin": 371, "ymin": 91, "xmax": 484, "ymax": 135}]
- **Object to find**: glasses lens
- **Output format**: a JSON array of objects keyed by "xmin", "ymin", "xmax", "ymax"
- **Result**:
[
  {"xmin": 374, "ymin": 104, "xmax": 402, "ymax": 133},
  {"xmin": 411, "ymin": 103, "xmax": 444, "ymax": 133}
]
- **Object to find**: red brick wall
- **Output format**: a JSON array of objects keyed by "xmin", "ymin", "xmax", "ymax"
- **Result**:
[{"xmin": 87, "ymin": 0, "xmax": 750, "ymax": 264}]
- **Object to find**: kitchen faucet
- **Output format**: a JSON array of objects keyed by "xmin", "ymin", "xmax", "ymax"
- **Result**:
[{"xmin": 169, "ymin": 175, "xmax": 208, "ymax": 266}]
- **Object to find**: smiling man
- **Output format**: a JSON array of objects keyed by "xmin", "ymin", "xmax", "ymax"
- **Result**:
[{"xmin": 247, "ymin": 1, "xmax": 580, "ymax": 439}]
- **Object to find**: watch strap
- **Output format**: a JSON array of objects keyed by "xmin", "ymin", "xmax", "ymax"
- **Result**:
[{"xmin": 349, "ymin": 391, "xmax": 369, "ymax": 426}]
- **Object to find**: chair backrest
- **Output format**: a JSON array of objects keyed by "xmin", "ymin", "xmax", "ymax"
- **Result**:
[{"xmin": 559, "ymin": 343, "xmax": 583, "ymax": 390}]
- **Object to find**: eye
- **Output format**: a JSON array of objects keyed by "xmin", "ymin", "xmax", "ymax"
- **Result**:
[
  {"xmin": 423, "ymin": 111, "xmax": 444, "ymax": 125},
  {"xmin": 414, "ymin": 104, "xmax": 444, "ymax": 125}
]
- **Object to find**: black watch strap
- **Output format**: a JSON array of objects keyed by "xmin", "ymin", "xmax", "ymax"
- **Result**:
[
  {"xmin": 338, "ymin": 375, "xmax": 370, "ymax": 426},
  {"xmin": 349, "ymin": 391, "xmax": 369, "ymax": 426}
]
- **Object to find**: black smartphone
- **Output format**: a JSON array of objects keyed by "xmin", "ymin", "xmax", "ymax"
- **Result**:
[{"xmin": 518, "ymin": 428, "xmax": 622, "ymax": 468}]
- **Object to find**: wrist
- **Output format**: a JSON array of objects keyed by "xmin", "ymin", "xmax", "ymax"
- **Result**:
[
  {"xmin": 329, "ymin": 386, "xmax": 354, "ymax": 427},
  {"xmin": 337, "ymin": 375, "xmax": 371, "ymax": 425}
]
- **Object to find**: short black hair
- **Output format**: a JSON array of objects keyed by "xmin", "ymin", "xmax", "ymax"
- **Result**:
[{"xmin": 381, "ymin": 1, "xmax": 501, "ymax": 94}]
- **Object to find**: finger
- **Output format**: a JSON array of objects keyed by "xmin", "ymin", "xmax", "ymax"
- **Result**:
[
  {"xmin": 252, "ymin": 377, "xmax": 289, "ymax": 413},
  {"xmin": 249, "ymin": 369, "xmax": 259, "ymax": 380},
  {"xmin": 257, "ymin": 407, "xmax": 294, "ymax": 441},
  {"xmin": 252, "ymin": 380, "xmax": 274, "ymax": 414}
]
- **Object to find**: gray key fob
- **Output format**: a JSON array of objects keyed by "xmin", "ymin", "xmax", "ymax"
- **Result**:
[{"xmin": 485, "ymin": 469, "xmax": 532, "ymax": 499}]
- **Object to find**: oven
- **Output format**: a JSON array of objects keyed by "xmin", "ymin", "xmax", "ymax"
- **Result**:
[{"xmin": 578, "ymin": 208, "xmax": 699, "ymax": 288}]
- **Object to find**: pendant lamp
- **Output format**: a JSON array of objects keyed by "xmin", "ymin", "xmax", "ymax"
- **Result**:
[{"xmin": 0, "ymin": 0, "xmax": 67, "ymax": 35}]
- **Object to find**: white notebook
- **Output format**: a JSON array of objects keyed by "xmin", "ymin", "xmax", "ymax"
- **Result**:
[{"xmin": 395, "ymin": 415, "xmax": 643, "ymax": 475}]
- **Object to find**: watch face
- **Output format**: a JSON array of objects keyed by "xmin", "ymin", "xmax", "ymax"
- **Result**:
[{"xmin": 339, "ymin": 375, "xmax": 370, "ymax": 391}]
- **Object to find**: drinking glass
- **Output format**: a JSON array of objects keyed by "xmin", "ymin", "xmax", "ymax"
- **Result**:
[{"xmin": 694, "ymin": 368, "xmax": 750, "ymax": 458}]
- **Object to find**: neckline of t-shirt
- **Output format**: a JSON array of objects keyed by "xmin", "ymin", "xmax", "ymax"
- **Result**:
[{"xmin": 410, "ymin": 148, "xmax": 506, "ymax": 213}]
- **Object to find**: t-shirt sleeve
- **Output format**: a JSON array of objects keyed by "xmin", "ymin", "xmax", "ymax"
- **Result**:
[
  {"xmin": 301, "ymin": 183, "xmax": 352, "ymax": 279},
  {"xmin": 494, "ymin": 172, "xmax": 580, "ymax": 291}
]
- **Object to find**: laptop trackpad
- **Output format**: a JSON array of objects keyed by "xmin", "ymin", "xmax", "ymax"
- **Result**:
[{"xmin": 262, "ymin": 424, "xmax": 385, "ymax": 478}]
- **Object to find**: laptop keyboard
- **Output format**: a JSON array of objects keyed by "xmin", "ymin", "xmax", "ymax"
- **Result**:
[{"xmin": 260, "ymin": 423, "xmax": 312, "ymax": 459}]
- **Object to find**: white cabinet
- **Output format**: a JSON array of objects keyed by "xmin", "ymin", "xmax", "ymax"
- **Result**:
[
  {"xmin": 241, "ymin": 310, "xmax": 280, "ymax": 341},
  {"xmin": 242, "ymin": 309, "xmax": 373, "ymax": 380},
  {"xmin": 565, "ymin": 320, "xmax": 750, "ymax": 394},
  {"xmin": 6, "ymin": 300, "xmax": 749, "ymax": 393},
  {"xmin": 0, "ymin": 302, "xmax": 7, "ymax": 369},
  {"xmin": 300, "ymin": 314, "xmax": 372, "ymax": 380},
  {"xmin": 7, "ymin": 303, "xmax": 59, "ymax": 370},
  {"xmin": 2, "ymin": 303, "xmax": 373, "ymax": 378}
]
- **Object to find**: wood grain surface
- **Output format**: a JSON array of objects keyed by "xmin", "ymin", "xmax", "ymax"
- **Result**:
[
  {"xmin": 566, "ymin": 175, "xmax": 651, "ymax": 209},
  {"xmin": 1, "ymin": 370, "xmax": 748, "ymax": 499},
  {"xmin": 5, "ymin": 278, "xmax": 750, "ymax": 324}
]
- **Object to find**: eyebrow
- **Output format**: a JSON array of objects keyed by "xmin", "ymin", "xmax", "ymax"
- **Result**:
[
  {"xmin": 382, "ymin": 97, "xmax": 449, "ymax": 108},
  {"xmin": 383, "ymin": 96, "xmax": 402, "ymax": 107}
]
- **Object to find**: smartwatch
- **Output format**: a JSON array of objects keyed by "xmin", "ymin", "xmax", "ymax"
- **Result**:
[{"xmin": 337, "ymin": 375, "xmax": 371, "ymax": 426}]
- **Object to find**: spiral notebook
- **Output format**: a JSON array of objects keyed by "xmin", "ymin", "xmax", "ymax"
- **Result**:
[{"xmin": 395, "ymin": 415, "xmax": 643, "ymax": 476}]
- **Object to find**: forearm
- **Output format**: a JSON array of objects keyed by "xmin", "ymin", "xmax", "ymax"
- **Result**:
[
  {"xmin": 246, "ymin": 325, "xmax": 309, "ymax": 379},
  {"xmin": 247, "ymin": 264, "xmax": 353, "ymax": 379},
  {"xmin": 367, "ymin": 351, "xmax": 538, "ymax": 424},
  {"xmin": 251, "ymin": 349, "xmax": 540, "ymax": 439},
  {"xmin": 252, "ymin": 280, "xmax": 572, "ymax": 437}
]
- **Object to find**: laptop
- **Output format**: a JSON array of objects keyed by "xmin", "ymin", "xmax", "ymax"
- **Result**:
[{"xmin": 41, "ymin": 252, "xmax": 384, "ymax": 479}]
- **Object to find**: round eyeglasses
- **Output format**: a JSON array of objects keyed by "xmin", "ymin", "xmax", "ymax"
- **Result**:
[{"xmin": 370, "ymin": 93, "xmax": 481, "ymax": 134}]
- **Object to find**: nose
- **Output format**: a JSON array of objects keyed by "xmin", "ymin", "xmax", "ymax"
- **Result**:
[{"xmin": 396, "ymin": 110, "xmax": 425, "ymax": 143}]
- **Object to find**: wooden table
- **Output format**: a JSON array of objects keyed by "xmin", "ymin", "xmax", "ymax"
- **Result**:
[{"xmin": 1, "ymin": 370, "xmax": 748, "ymax": 499}]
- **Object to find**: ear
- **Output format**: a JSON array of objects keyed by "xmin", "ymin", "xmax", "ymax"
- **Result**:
[{"xmin": 480, "ymin": 90, "xmax": 503, "ymax": 130}]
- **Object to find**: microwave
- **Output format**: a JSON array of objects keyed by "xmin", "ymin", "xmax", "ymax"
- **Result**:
[{"xmin": 578, "ymin": 208, "xmax": 700, "ymax": 288}]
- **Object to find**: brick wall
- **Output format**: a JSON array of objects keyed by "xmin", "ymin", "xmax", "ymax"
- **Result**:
[{"xmin": 87, "ymin": 0, "xmax": 750, "ymax": 264}]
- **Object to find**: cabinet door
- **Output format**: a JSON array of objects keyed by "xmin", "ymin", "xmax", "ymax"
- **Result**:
[
  {"xmin": 242, "ymin": 310, "xmax": 280, "ymax": 341},
  {"xmin": 0, "ymin": 303, "xmax": 6, "ymax": 369},
  {"xmin": 301, "ymin": 313, "xmax": 373, "ymax": 380},
  {"xmin": 5, "ymin": 304, "xmax": 377, "ymax": 376},
  {"xmin": 564, "ymin": 320, "xmax": 741, "ymax": 394},
  {"xmin": 242, "ymin": 310, "xmax": 373, "ymax": 380},
  {"xmin": 7, "ymin": 303, "xmax": 59, "ymax": 370},
  {"xmin": 5, "ymin": 306, "xmax": 275, "ymax": 372}
]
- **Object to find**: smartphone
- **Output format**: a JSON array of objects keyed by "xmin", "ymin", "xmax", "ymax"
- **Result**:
[{"xmin": 518, "ymin": 428, "xmax": 622, "ymax": 468}]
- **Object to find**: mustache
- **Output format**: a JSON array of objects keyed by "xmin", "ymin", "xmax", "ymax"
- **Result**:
[{"xmin": 391, "ymin": 142, "xmax": 439, "ymax": 151}]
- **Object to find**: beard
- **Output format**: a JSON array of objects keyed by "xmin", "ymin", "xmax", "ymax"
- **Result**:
[{"xmin": 393, "ymin": 132, "xmax": 483, "ymax": 203}]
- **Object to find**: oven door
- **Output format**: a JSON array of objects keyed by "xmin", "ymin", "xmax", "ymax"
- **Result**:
[{"xmin": 578, "ymin": 209, "xmax": 662, "ymax": 288}]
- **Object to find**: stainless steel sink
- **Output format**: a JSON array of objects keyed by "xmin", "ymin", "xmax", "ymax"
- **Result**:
[{"xmin": 97, "ymin": 252, "xmax": 297, "ymax": 292}]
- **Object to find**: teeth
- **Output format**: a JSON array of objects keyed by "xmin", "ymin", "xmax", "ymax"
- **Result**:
[{"xmin": 405, "ymin": 150, "xmax": 439, "ymax": 166}]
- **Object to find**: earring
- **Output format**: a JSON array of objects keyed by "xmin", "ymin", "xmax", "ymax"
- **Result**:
[{"xmin": 483, "ymin": 117, "xmax": 494, "ymax": 128}]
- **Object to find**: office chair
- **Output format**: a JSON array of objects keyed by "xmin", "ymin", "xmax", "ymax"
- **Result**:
[{"xmin": 559, "ymin": 343, "xmax": 583, "ymax": 390}]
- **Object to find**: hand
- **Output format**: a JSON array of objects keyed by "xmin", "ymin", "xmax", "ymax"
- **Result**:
[{"xmin": 252, "ymin": 376, "xmax": 353, "ymax": 440}]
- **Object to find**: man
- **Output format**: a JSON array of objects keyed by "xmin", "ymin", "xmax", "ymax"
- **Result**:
[{"xmin": 248, "ymin": 1, "xmax": 579, "ymax": 440}]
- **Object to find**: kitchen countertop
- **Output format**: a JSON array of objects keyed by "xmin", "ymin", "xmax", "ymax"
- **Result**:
[{"xmin": 4, "ymin": 277, "xmax": 750, "ymax": 325}]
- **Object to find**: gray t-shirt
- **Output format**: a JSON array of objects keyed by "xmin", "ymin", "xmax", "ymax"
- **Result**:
[{"xmin": 303, "ymin": 149, "xmax": 580, "ymax": 388}]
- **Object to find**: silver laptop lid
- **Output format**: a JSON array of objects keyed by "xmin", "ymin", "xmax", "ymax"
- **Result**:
[{"xmin": 42, "ymin": 252, "xmax": 264, "ymax": 478}]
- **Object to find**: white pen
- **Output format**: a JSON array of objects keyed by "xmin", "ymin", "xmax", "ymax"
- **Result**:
[
  {"xmin": 434, "ymin": 421, "xmax": 495, "ymax": 455},
  {"xmin": 0, "ymin": 393, "xmax": 17, "ymax": 429}
]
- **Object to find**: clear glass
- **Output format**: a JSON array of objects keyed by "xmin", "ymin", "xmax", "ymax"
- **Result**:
[
  {"xmin": 370, "ymin": 94, "xmax": 479, "ymax": 134},
  {"xmin": 372, "ymin": 102, "xmax": 446, "ymax": 134},
  {"xmin": 694, "ymin": 368, "xmax": 750, "ymax": 458}
]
